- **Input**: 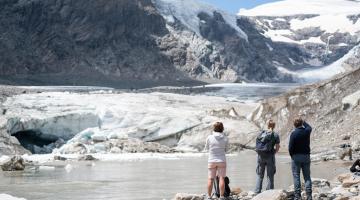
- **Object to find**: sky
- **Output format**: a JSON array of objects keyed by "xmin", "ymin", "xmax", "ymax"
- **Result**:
[{"xmin": 201, "ymin": 0, "xmax": 281, "ymax": 14}]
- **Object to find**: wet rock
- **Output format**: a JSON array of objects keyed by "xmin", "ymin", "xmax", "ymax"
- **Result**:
[
  {"xmin": 173, "ymin": 193, "xmax": 204, "ymax": 200},
  {"xmin": 1, "ymin": 156, "xmax": 25, "ymax": 171},
  {"xmin": 54, "ymin": 155, "xmax": 67, "ymax": 161},
  {"xmin": 78, "ymin": 155, "xmax": 98, "ymax": 161},
  {"xmin": 252, "ymin": 189, "xmax": 287, "ymax": 200}
]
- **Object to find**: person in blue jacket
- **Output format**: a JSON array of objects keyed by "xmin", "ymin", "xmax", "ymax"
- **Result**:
[{"xmin": 288, "ymin": 118, "xmax": 313, "ymax": 200}]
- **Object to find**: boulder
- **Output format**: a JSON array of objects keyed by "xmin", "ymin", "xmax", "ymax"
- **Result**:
[
  {"xmin": 312, "ymin": 178, "xmax": 331, "ymax": 188},
  {"xmin": 1, "ymin": 156, "xmax": 25, "ymax": 171},
  {"xmin": 231, "ymin": 187, "xmax": 243, "ymax": 195},
  {"xmin": 54, "ymin": 155, "xmax": 67, "ymax": 161},
  {"xmin": 78, "ymin": 155, "xmax": 98, "ymax": 161},
  {"xmin": 252, "ymin": 190, "xmax": 287, "ymax": 200},
  {"xmin": 338, "ymin": 174, "xmax": 353, "ymax": 182},
  {"xmin": 172, "ymin": 193, "xmax": 204, "ymax": 200},
  {"xmin": 91, "ymin": 134, "xmax": 107, "ymax": 143},
  {"xmin": 331, "ymin": 185, "xmax": 354, "ymax": 197},
  {"xmin": 338, "ymin": 173, "xmax": 360, "ymax": 188},
  {"xmin": 342, "ymin": 90, "xmax": 360, "ymax": 111}
]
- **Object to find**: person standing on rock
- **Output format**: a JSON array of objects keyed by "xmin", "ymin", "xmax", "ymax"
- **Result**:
[
  {"xmin": 204, "ymin": 122, "xmax": 229, "ymax": 200},
  {"xmin": 254, "ymin": 119, "xmax": 280, "ymax": 194},
  {"xmin": 288, "ymin": 118, "xmax": 313, "ymax": 200}
]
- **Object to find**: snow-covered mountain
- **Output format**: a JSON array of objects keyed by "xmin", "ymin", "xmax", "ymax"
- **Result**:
[
  {"xmin": 238, "ymin": 0, "xmax": 360, "ymax": 81},
  {"xmin": 0, "ymin": 0, "xmax": 359, "ymax": 86},
  {"xmin": 152, "ymin": 0, "xmax": 293, "ymax": 82}
]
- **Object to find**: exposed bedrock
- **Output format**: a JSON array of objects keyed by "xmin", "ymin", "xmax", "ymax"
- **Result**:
[{"xmin": 250, "ymin": 68, "xmax": 360, "ymax": 152}]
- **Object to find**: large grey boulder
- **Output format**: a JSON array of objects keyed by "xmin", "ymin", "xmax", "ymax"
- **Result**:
[
  {"xmin": 252, "ymin": 190, "xmax": 287, "ymax": 200},
  {"xmin": 1, "ymin": 156, "xmax": 25, "ymax": 171},
  {"xmin": 342, "ymin": 90, "xmax": 360, "ymax": 111}
]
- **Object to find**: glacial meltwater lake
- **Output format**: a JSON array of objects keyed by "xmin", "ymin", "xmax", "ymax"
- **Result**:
[
  {"xmin": 0, "ymin": 83, "xmax": 325, "ymax": 200},
  {"xmin": 0, "ymin": 152, "xmax": 348, "ymax": 200}
]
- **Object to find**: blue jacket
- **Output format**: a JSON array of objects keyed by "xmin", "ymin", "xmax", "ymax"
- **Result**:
[{"xmin": 288, "ymin": 121, "xmax": 312, "ymax": 157}]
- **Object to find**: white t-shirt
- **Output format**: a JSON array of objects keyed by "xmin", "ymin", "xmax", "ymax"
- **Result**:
[{"xmin": 205, "ymin": 132, "xmax": 229, "ymax": 163}]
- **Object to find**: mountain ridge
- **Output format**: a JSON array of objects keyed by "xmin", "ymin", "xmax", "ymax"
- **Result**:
[{"xmin": 0, "ymin": 0, "xmax": 358, "ymax": 87}]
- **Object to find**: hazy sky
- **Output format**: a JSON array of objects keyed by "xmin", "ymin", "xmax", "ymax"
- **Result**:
[{"xmin": 201, "ymin": 0, "xmax": 281, "ymax": 14}]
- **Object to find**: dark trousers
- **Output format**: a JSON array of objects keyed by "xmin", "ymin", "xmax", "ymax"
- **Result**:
[
  {"xmin": 255, "ymin": 154, "xmax": 276, "ymax": 194},
  {"xmin": 291, "ymin": 154, "xmax": 312, "ymax": 200}
]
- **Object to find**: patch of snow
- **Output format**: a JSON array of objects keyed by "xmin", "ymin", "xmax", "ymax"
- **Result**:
[
  {"xmin": 275, "ymin": 18, "xmax": 287, "ymax": 22},
  {"xmin": 263, "ymin": 19, "xmax": 274, "ymax": 28},
  {"xmin": 288, "ymin": 57, "xmax": 299, "ymax": 65},
  {"xmin": 304, "ymin": 58, "xmax": 323, "ymax": 67},
  {"xmin": 0, "ymin": 194, "xmax": 26, "ymax": 200},
  {"xmin": 338, "ymin": 43, "xmax": 348, "ymax": 47},
  {"xmin": 262, "ymin": 29, "xmax": 297, "ymax": 43},
  {"xmin": 153, "ymin": 0, "xmax": 248, "ymax": 40},
  {"xmin": 276, "ymin": 66, "xmax": 295, "ymax": 74},
  {"xmin": 290, "ymin": 14, "xmax": 360, "ymax": 34},
  {"xmin": 238, "ymin": 0, "xmax": 360, "ymax": 16},
  {"xmin": 263, "ymin": 29, "xmax": 327, "ymax": 44},
  {"xmin": 266, "ymin": 43, "xmax": 273, "ymax": 51},
  {"xmin": 281, "ymin": 44, "xmax": 360, "ymax": 82},
  {"xmin": 299, "ymin": 36, "xmax": 325, "ymax": 45}
]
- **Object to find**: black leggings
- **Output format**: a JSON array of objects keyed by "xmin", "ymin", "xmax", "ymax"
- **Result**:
[{"xmin": 350, "ymin": 159, "xmax": 360, "ymax": 173}]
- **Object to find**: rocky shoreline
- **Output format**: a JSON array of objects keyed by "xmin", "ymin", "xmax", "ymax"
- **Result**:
[{"xmin": 174, "ymin": 173, "xmax": 360, "ymax": 200}]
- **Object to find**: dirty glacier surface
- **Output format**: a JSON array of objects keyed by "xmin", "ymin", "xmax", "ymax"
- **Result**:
[{"xmin": 2, "ymin": 90, "xmax": 260, "ymax": 155}]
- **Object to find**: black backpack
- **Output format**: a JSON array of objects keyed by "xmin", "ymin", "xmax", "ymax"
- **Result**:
[
  {"xmin": 255, "ymin": 130, "xmax": 275, "ymax": 155},
  {"xmin": 213, "ymin": 176, "xmax": 231, "ymax": 198}
]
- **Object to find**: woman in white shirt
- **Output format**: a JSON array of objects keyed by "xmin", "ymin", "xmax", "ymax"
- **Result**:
[{"xmin": 205, "ymin": 122, "xmax": 229, "ymax": 200}]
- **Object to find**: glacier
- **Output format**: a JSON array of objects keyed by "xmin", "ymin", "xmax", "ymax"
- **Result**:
[
  {"xmin": 153, "ymin": 0, "xmax": 248, "ymax": 40},
  {"xmin": 238, "ymin": 0, "xmax": 360, "ymax": 16},
  {"xmin": 277, "ymin": 44, "xmax": 360, "ymax": 82},
  {"xmin": 2, "ymin": 91, "xmax": 258, "ymax": 154}
]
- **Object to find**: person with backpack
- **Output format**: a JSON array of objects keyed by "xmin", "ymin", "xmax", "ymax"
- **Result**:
[
  {"xmin": 254, "ymin": 119, "xmax": 280, "ymax": 194},
  {"xmin": 288, "ymin": 118, "xmax": 313, "ymax": 200},
  {"xmin": 204, "ymin": 122, "xmax": 229, "ymax": 200}
]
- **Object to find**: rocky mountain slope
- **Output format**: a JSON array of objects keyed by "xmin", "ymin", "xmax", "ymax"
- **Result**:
[
  {"xmin": 2, "ymin": 0, "xmax": 359, "ymax": 87},
  {"xmin": 239, "ymin": 0, "xmax": 360, "ymax": 81},
  {"xmin": 0, "ymin": 0, "xmax": 193, "ymax": 88},
  {"xmin": 250, "ymin": 60, "xmax": 360, "ymax": 153}
]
